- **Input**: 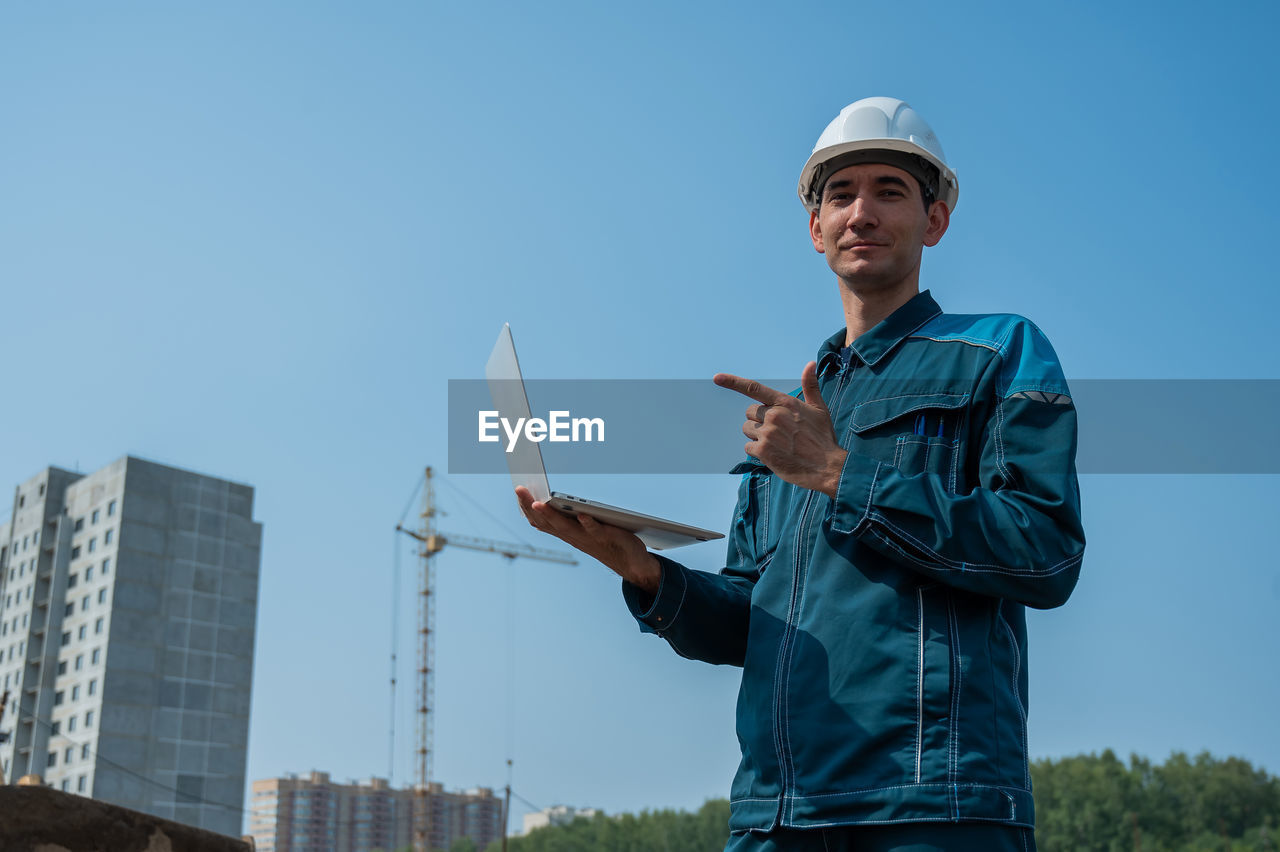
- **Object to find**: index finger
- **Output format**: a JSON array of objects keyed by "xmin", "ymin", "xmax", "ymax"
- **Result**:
[{"xmin": 713, "ymin": 373, "xmax": 792, "ymax": 406}]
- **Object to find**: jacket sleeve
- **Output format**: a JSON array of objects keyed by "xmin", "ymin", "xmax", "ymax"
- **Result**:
[
  {"xmin": 620, "ymin": 470, "xmax": 764, "ymax": 666},
  {"xmin": 825, "ymin": 320, "xmax": 1085, "ymax": 609}
]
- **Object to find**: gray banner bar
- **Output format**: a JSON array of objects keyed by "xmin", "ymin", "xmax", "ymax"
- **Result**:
[{"xmin": 448, "ymin": 379, "xmax": 1280, "ymax": 475}]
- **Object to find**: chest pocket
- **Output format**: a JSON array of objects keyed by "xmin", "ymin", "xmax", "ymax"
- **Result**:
[{"xmin": 847, "ymin": 391, "xmax": 970, "ymax": 492}]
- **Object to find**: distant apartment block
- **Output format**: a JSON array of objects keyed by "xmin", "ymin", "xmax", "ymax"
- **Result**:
[
  {"xmin": 250, "ymin": 771, "xmax": 505, "ymax": 852},
  {"xmin": 520, "ymin": 803, "xmax": 600, "ymax": 836},
  {"xmin": 0, "ymin": 456, "xmax": 262, "ymax": 838}
]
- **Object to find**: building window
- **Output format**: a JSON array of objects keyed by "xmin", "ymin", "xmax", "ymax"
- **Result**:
[
  {"xmin": 57, "ymin": 661, "xmax": 67, "ymax": 675},
  {"xmin": 54, "ymin": 691, "xmax": 64, "ymax": 705},
  {"xmin": 94, "ymin": 618, "xmax": 103, "ymax": 635},
  {"xmin": 78, "ymin": 625, "xmax": 87, "ymax": 640},
  {"xmin": 98, "ymin": 589, "xmax": 107, "ymax": 604},
  {"xmin": 68, "ymin": 717, "xmax": 76, "ymax": 732},
  {"xmin": 71, "ymin": 685, "xmax": 80, "ymax": 701},
  {"xmin": 51, "ymin": 721, "xmax": 60, "ymax": 735},
  {"xmin": 60, "ymin": 779, "xmax": 69, "ymax": 792},
  {"xmin": 91, "ymin": 649, "xmax": 100, "ymax": 665},
  {"xmin": 92, "ymin": 510, "xmax": 100, "ymax": 525},
  {"xmin": 65, "ymin": 603, "xmax": 74, "ymax": 617},
  {"xmin": 104, "ymin": 530, "xmax": 113, "ymax": 545},
  {"xmin": 61, "ymin": 632, "xmax": 71, "ymax": 647},
  {"xmin": 102, "ymin": 559, "xmax": 110, "ymax": 575},
  {"xmin": 74, "ymin": 518, "xmax": 84, "ymax": 532},
  {"xmin": 75, "ymin": 654, "xmax": 84, "ymax": 671},
  {"xmin": 70, "ymin": 547, "xmax": 81, "ymax": 560},
  {"xmin": 107, "ymin": 500, "xmax": 117, "ymax": 517},
  {"xmin": 81, "ymin": 744, "xmax": 89, "ymax": 759},
  {"xmin": 68, "ymin": 574, "xmax": 78, "ymax": 588},
  {"xmin": 65, "ymin": 746, "xmax": 73, "ymax": 763},
  {"xmin": 77, "ymin": 775, "xmax": 86, "ymax": 793},
  {"xmin": 85, "ymin": 710, "xmax": 94, "ymax": 727},
  {"xmin": 86, "ymin": 566, "xmax": 94, "ymax": 581},
  {"xmin": 32, "ymin": 530, "xmax": 38, "ymax": 546},
  {"xmin": 81, "ymin": 596, "xmax": 89, "ymax": 612},
  {"xmin": 88, "ymin": 539, "xmax": 96, "ymax": 553},
  {"xmin": 88, "ymin": 679, "xmax": 97, "ymax": 695},
  {"xmin": 47, "ymin": 751, "xmax": 56, "ymax": 767}
]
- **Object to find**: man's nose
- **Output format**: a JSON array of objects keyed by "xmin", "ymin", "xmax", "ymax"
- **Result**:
[{"xmin": 847, "ymin": 196, "xmax": 876, "ymax": 228}]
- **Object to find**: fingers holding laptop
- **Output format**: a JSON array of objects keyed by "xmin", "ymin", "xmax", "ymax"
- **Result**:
[{"xmin": 515, "ymin": 486, "xmax": 662, "ymax": 594}]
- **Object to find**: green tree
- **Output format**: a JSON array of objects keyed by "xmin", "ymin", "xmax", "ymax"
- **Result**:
[{"xmin": 1033, "ymin": 750, "xmax": 1280, "ymax": 852}]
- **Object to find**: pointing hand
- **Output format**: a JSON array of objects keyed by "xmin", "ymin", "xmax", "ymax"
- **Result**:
[{"xmin": 713, "ymin": 361, "xmax": 847, "ymax": 498}]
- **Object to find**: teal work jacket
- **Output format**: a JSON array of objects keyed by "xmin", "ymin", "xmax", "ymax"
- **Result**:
[{"xmin": 623, "ymin": 289, "xmax": 1085, "ymax": 834}]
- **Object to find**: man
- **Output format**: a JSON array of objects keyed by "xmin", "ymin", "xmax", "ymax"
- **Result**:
[{"xmin": 517, "ymin": 97, "xmax": 1084, "ymax": 851}]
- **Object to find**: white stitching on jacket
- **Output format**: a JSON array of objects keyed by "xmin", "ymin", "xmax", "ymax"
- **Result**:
[{"xmin": 998, "ymin": 605, "xmax": 1031, "ymax": 790}]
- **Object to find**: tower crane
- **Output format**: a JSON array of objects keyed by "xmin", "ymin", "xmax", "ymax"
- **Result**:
[{"xmin": 395, "ymin": 467, "xmax": 575, "ymax": 852}]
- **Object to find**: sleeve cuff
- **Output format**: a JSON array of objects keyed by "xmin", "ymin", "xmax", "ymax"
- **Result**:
[
  {"xmin": 621, "ymin": 554, "xmax": 688, "ymax": 635},
  {"xmin": 826, "ymin": 450, "xmax": 882, "ymax": 535}
]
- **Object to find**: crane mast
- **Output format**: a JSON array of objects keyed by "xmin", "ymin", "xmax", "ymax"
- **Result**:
[{"xmin": 395, "ymin": 467, "xmax": 575, "ymax": 852}]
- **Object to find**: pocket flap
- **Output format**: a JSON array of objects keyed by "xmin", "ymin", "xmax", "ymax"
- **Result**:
[
  {"xmin": 850, "ymin": 391, "xmax": 971, "ymax": 433},
  {"xmin": 730, "ymin": 458, "xmax": 770, "ymax": 475}
]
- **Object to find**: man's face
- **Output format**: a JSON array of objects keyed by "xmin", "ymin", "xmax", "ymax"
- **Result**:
[{"xmin": 809, "ymin": 163, "xmax": 949, "ymax": 293}]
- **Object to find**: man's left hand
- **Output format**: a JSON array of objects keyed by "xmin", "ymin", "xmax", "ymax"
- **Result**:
[{"xmin": 714, "ymin": 361, "xmax": 848, "ymax": 499}]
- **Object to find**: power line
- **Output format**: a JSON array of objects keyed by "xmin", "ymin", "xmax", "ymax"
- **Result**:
[
  {"xmin": 509, "ymin": 790, "xmax": 542, "ymax": 813},
  {"xmin": 397, "ymin": 471, "xmax": 425, "ymax": 528},
  {"xmin": 437, "ymin": 477, "xmax": 534, "ymax": 548},
  {"xmin": 12, "ymin": 703, "xmax": 246, "ymax": 815},
  {"xmin": 12, "ymin": 703, "xmax": 522, "ymax": 835}
]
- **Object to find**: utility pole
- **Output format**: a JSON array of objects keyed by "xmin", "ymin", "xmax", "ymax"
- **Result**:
[
  {"xmin": 396, "ymin": 467, "xmax": 574, "ymax": 852},
  {"xmin": 502, "ymin": 758, "xmax": 513, "ymax": 852}
]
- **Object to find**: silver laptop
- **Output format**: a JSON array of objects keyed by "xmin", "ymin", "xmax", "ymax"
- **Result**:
[{"xmin": 485, "ymin": 323, "xmax": 724, "ymax": 551}]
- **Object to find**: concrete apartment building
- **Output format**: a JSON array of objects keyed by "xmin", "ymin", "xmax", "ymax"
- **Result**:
[
  {"xmin": 520, "ymin": 804, "xmax": 599, "ymax": 836},
  {"xmin": 0, "ymin": 456, "xmax": 262, "ymax": 838},
  {"xmin": 250, "ymin": 771, "xmax": 505, "ymax": 852}
]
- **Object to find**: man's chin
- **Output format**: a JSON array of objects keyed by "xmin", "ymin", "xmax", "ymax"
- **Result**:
[{"xmin": 833, "ymin": 267, "xmax": 899, "ymax": 290}]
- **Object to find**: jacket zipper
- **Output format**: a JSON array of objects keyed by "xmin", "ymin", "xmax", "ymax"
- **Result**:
[{"xmin": 773, "ymin": 356, "xmax": 855, "ymax": 821}]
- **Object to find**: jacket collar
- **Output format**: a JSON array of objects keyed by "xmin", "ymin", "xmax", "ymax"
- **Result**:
[{"xmin": 817, "ymin": 289, "xmax": 943, "ymax": 374}]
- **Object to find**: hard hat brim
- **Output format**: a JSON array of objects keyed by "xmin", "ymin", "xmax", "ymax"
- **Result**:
[{"xmin": 798, "ymin": 138, "xmax": 959, "ymax": 213}]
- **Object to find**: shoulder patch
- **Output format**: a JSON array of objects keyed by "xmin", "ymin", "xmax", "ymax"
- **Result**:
[
  {"xmin": 1008, "ymin": 389, "xmax": 1071, "ymax": 404},
  {"xmin": 995, "ymin": 318, "xmax": 1071, "ymax": 400}
]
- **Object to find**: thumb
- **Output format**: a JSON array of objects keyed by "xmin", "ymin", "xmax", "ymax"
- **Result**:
[{"xmin": 801, "ymin": 361, "xmax": 828, "ymax": 414}]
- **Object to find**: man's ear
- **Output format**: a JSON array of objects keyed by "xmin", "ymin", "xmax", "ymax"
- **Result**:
[
  {"xmin": 923, "ymin": 201, "xmax": 950, "ymax": 247},
  {"xmin": 809, "ymin": 209, "xmax": 826, "ymax": 254}
]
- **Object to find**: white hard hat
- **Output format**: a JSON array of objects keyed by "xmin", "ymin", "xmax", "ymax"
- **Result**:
[{"xmin": 798, "ymin": 97, "xmax": 958, "ymax": 213}]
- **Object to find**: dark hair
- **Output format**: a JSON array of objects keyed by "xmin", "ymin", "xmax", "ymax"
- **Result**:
[{"xmin": 814, "ymin": 150, "xmax": 940, "ymax": 212}]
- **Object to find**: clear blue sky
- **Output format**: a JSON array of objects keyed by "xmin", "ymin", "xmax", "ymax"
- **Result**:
[{"xmin": 3, "ymin": 0, "xmax": 1278, "ymax": 835}]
